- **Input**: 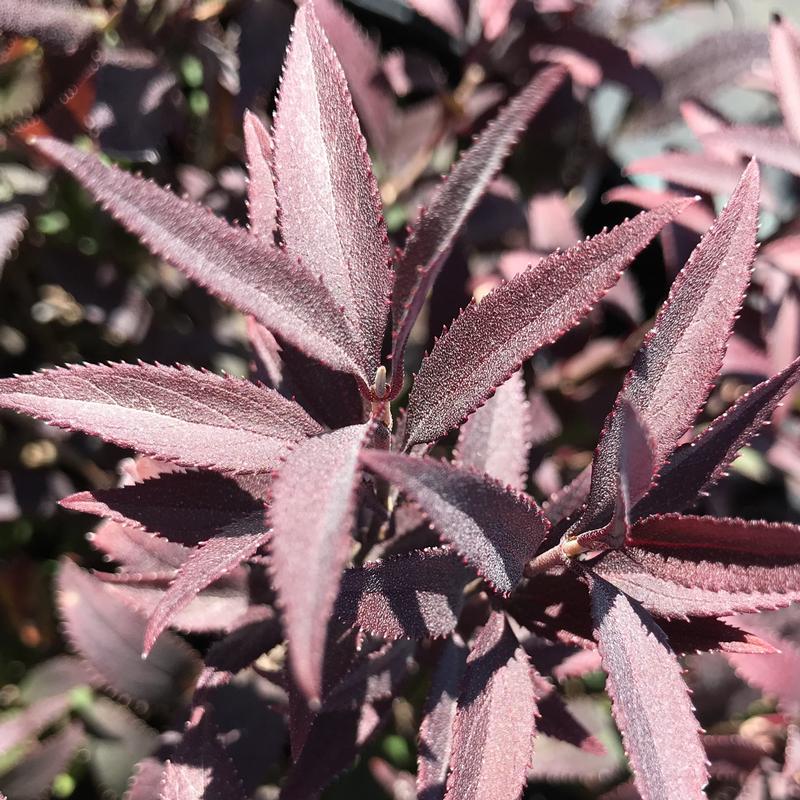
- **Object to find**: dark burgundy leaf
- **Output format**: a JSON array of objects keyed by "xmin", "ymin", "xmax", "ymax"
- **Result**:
[
  {"xmin": 660, "ymin": 616, "xmax": 778, "ymax": 655},
  {"xmin": 403, "ymin": 199, "xmax": 695, "ymax": 448},
  {"xmin": 633, "ymin": 357, "xmax": 800, "ymax": 518},
  {"xmin": 390, "ymin": 66, "xmax": 566, "ymax": 384},
  {"xmin": 444, "ymin": 611, "xmax": 536, "ymax": 800},
  {"xmin": 243, "ymin": 110, "xmax": 277, "ymax": 238},
  {"xmin": 361, "ymin": 451, "xmax": 548, "ymax": 593},
  {"xmin": 588, "ymin": 575, "xmax": 707, "ymax": 800},
  {"xmin": 455, "ymin": 369, "xmax": 531, "ymax": 489},
  {"xmin": 30, "ymin": 137, "xmax": 369, "ymax": 380},
  {"xmin": 574, "ymin": 161, "xmax": 759, "ymax": 535},
  {"xmin": 335, "ymin": 547, "xmax": 472, "ymax": 640},
  {"xmin": 0, "ymin": 363, "xmax": 320, "ymax": 473},
  {"xmin": 273, "ymin": 2, "xmax": 391, "ymax": 376},
  {"xmin": 57, "ymin": 559, "xmax": 200, "ymax": 705},
  {"xmin": 418, "ymin": 636, "xmax": 468, "ymax": 800},
  {"xmin": 269, "ymin": 424, "xmax": 370, "ymax": 701}
]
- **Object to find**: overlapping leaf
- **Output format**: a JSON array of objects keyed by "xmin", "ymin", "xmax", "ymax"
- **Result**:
[
  {"xmin": 0, "ymin": 363, "xmax": 320, "ymax": 473},
  {"xmin": 403, "ymin": 199, "xmax": 695, "ymax": 448},
  {"xmin": 243, "ymin": 110, "xmax": 278, "ymax": 238},
  {"xmin": 361, "ymin": 451, "xmax": 548, "ymax": 593}
]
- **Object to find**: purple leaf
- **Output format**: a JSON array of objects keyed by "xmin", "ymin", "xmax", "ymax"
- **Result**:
[
  {"xmin": 335, "ymin": 547, "xmax": 472, "ymax": 640},
  {"xmin": 455, "ymin": 369, "xmax": 531, "ymax": 490},
  {"xmin": 770, "ymin": 15, "xmax": 800, "ymax": 144},
  {"xmin": 444, "ymin": 611, "xmax": 536, "ymax": 800},
  {"xmin": 588, "ymin": 575, "xmax": 707, "ymax": 800},
  {"xmin": 660, "ymin": 616, "xmax": 778, "ymax": 655},
  {"xmin": 603, "ymin": 186, "xmax": 714, "ymax": 235},
  {"xmin": 703, "ymin": 126, "xmax": 800, "ymax": 177},
  {"xmin": 30, "ymin": 137, "xmax": 368, "ymax": 380},
  {"xmin": 574, "ymin": 161, "xmax": 759, "ymax": 535},
  {"xmin": 273, "ymin": 3, "xmax": 391, "ymax": 377},
  {"xmin": 0, "ymin": 363, "xmax": 321, "ymax": 473},
  {"xmin": 243, "ymin": 110, "xmax": 278, "ymax": 239},
  {"xmin": 269, "ymin": 424, "xmax": 370, "ymax": 701},
  {"xmin": 160, "ymin": 709, "xmax": 246, "ymax": 800},
  {"xmin": 62, "ymin": 471, "xmax": 269, "ymax": 546},
  {"xmin": 90, "ymin": 520, "xmax": 191, "ymax": 573},
  {"xmin": 390, "ymin": 66, "xmax": 566, "ymax": 385},
  {"xmin": 361, "ymin": 451, "xmax": 548, "ymax": 593},
  {"xmin": 543, "ymin": 466, "xmax": 592, "ymax": 524},
  {"xmin": 403, "ymin": 199, "xmax": 695, "ymax": 448},
  {"xmin": 633, "ymin": 357, "xmax": 800, "ymax": 518},
  {"xmin": 418, "ymin": 636, "xmax": 468, "ymax": 800},
  {"xmin": 57, "ymin": 559, "xmax": 200, "ymax": 705},
  {"xmin": 143, "ymin": 527, "xmax": 271, "ymax": 655},
  {"xmin": 534, "ymin": 677, "xmax": 605, "ymax": 754}
]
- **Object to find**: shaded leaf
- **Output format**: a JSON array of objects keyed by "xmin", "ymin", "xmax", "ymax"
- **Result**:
[
  {"xmin": 269, "ymin": 424, "xmax": 369, "ymax": 701},
  {"xmin": 0, "ymin": 363, "xmax": 320, "ymax": 473},
  {"xmin": 30, "ymin": 137, "xmax": 368, "ymax": 380},
  {"xmin": 361, "ymin": 451, "xmax": 548, "ymax": 593},
  {"xmin": 444, "ymin": 611, "xmax": 536, "ymax": 800},
  {"xmin": 588, "ymin": 574, "xmax": 707, "ymax": 800},
  {"xmin": 243, "ymin": 110, "xmax": 277, "ymax": 239},
  {"xmin": 273, "ymin": 2, "xmax": 391, "ymax": 375},
  {"xmin": 403, "ymin": 199, "xmax": 695, "ymax": 448}
]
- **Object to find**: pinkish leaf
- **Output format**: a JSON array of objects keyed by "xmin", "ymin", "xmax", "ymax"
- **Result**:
[
  {"xmin": 144, "ymin": 526, "xmax": 271, "ymax": 655},
  {"xmin": 633, "ymin": 357, "xmax": 800, "ymax": 518},
  {"xmin": 335, "ymin": 547, "xmax": 471, "ymax": 640},
  {"xmin": 390, "ymin": 66, "xmax": 566, "ymax": 386},
  {"xmin": 403, "ymin": 199, "xmax": 695, "ymax": 448},
  {"xmin": 160, "ymin": 710, "xmax": 246, "ymax": 800},
  {"xmin": 603, "ymin": 186, "xmax": 714, "ymax": 235},
  {"xmin": 62, "ymin": 471, "xmax": 268, "ymax": 546},
  {"xmin": 770, "ymin": 15, "xmax": 800, "ymax": 143},
  {"xmin": 0, "ymin": 205, "xmax": 26, "ymax": 274},
  {"xmin": 588, "ymin": 575, "xmax": 707, "ymax": 800},
  {"xmin": 418, "ymin": 636, "xmax": 468, "ymax": 800},
  {"xmin": 444, "ymin": 611, "xmax": 536, "ymax": 800},
  {"xmin": 406, "ymin": 0, "xmax": 464, "ymax": 39},
  {"xmin": 0, "ymin": 694, "xmax": 71, "ymax": 754},
  {"xmin": 543, "ymin": 466, "xmax": 592, "ymax": 524},
  {"xmin": 703, "ymin": 126, "xmax": 800, "ymax": 176},
  {"xmin": 455, "ymin": 369, "xmax": 531, "ymax": 489},
  {"xmin": 30, "ymin": 137, "xmax": 368, "ymax": 380},
  {"xmin": 247, "ymin": 318, "xmax": 284, "ymax": 390},
  {"xmin": 243, "ymin": 110, "xmax": 277, "ymax": 239},
  {"xmin": 534, "ymin": 677, "xmax": 604, "ymax": 754},
  {"xmin": 273, "ymin": 3, "xmax": 391, "ymax": 376},
  {"xmin": 57, "ymin": 559, "xmax": 200, "ymax": 705},
  {"xmin": 575, "ymin": 161, "xmax": 759, "ymax": 535},
  {"xmin": 269, "ymin": 424, "xmax": 370, "ymax": 701},
  {"xmin": 90, "ymin": 520, "xmax": 190, "ymax": 573},
  {"xmin": 0, "ymin": 363, "xmax": 321, "ymax": 473},
  {"xmin": 361, "ymin": 451, "xmax": 548, "ymax": 593}
]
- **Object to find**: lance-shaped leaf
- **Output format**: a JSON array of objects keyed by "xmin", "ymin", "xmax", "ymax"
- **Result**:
[
  {"xmin": 243, "ymin": 110, "xmax": 277, "ymax": 238},
  {"xmin": 57, "ymin": 559, "xmax": 200, "ymax": 706},
  {"xmin": 335, "ymin": 547, "xmax": 472, "ymax": 640},
  {"xmin": 603, "ymin": 186, "xmax": 714, "ymax": 235},
  {"xmin": 418, "ymin": 636, "xmax": 468, "ymax": 800},
  {"xmin": 444, "ymin": 611, "xmax": 537, "ymax": 800},
  {"xmin": 361, "ymin": 451, "xmax": 548, "ymax": 593},
  {"xmin": 0, "ymin": 363, "xmax": 321, "ymax": 473},
  {"xmin": 703, "ymin": 127, "xmax": 800, "ymax": 176},
  {"xmin": 144, "ymin": 526, "xmax": 272, "ymax": 655},
  {"xmin": 91, "ymin": 521, "xmax": 190, "ymax": 573},
  {"xmin": 591, "ymin": 514, "xmax": 800, "ymax": 616},
  {"xmin": 455, "ymin": 369, "xmax": 531, "ymax": 490},
  {"xmin": 160, "ymin": 710, "xmax": 247, "ymax": 800},
  {"xmin": 574, "ymin": 161, "xmax": 759, "ymax": 535},
  {"xmin": 390, "ymin": 66, "xmax": 566, "ymax": 387},
  {"xmin": 770, "ymin": 15, "xmax": 800, "ymax": 143},
  {"xmin": 588, "ymin": 574, "xmax": 707, "ymax": 800},
  {"xmin": 403, "ymin": 199, "xmax": 695, "ymax": 449},
  {"xmin": 30, "ymin": 137, "xmax": 369, "ymax": 380},
  {"xmin": 62, "ymin": 471, "xmax": 268, "ymax": 546},
  {"xmin": 269, "ymin": 424, "xmax": 370, "ymax": 701},
  {"xmin": 273, "ymin": 3, "xmax": 391, "ymax": 376},
  {"xmin": 633, "ymin": 356, "xmax": 800, "ymax": 518}
]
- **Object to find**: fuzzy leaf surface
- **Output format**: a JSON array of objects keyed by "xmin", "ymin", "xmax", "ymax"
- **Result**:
[
  {"xmin": 589, "ymin": 575, "xmax": 707, "ymax": 800},
  {"xmin": 243, "ymin": 110, "xmax": 278, "ymax": 238},
  {"xmin": 269, "ymin": 424, "xmax": 369, "ymax": 701},
  {"xmin": 0, "ymin": 363, "xmax": 320, "ymax": 473},
  {"xmin": 444, "ymin": 611, "xmax": 536, "ymax": 800},
  {"xmin": 403, "ymin": 199, "xmax": 695, "ymax": 448},
  {"xmin": 273, "ymin": 3, "xmax": 391, "ymax": 374},
  {"xmin": 361, "ymin": 451, "xmax": 548, "ymax": 593},
  {"xmin": 633, "ymin": 357, "xmax": 800, "ymax": 518},
  {"xmin": 575, "ymin": 161, "xmax": 759, "ymax": 534},
  {"xmin": 390, "ymin": 66, "xmax": 566, "ymax": 380},
  {"xmin": 335, "ymin": 547, "xmax": 472, "ymax": 640},
  {"xmin": 455, "ymin": 369, "xmax": 530, "ymax": 489},
  {"xmin": 31, "ymin": 137, "xmax": 368, "ymax": 379}
]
